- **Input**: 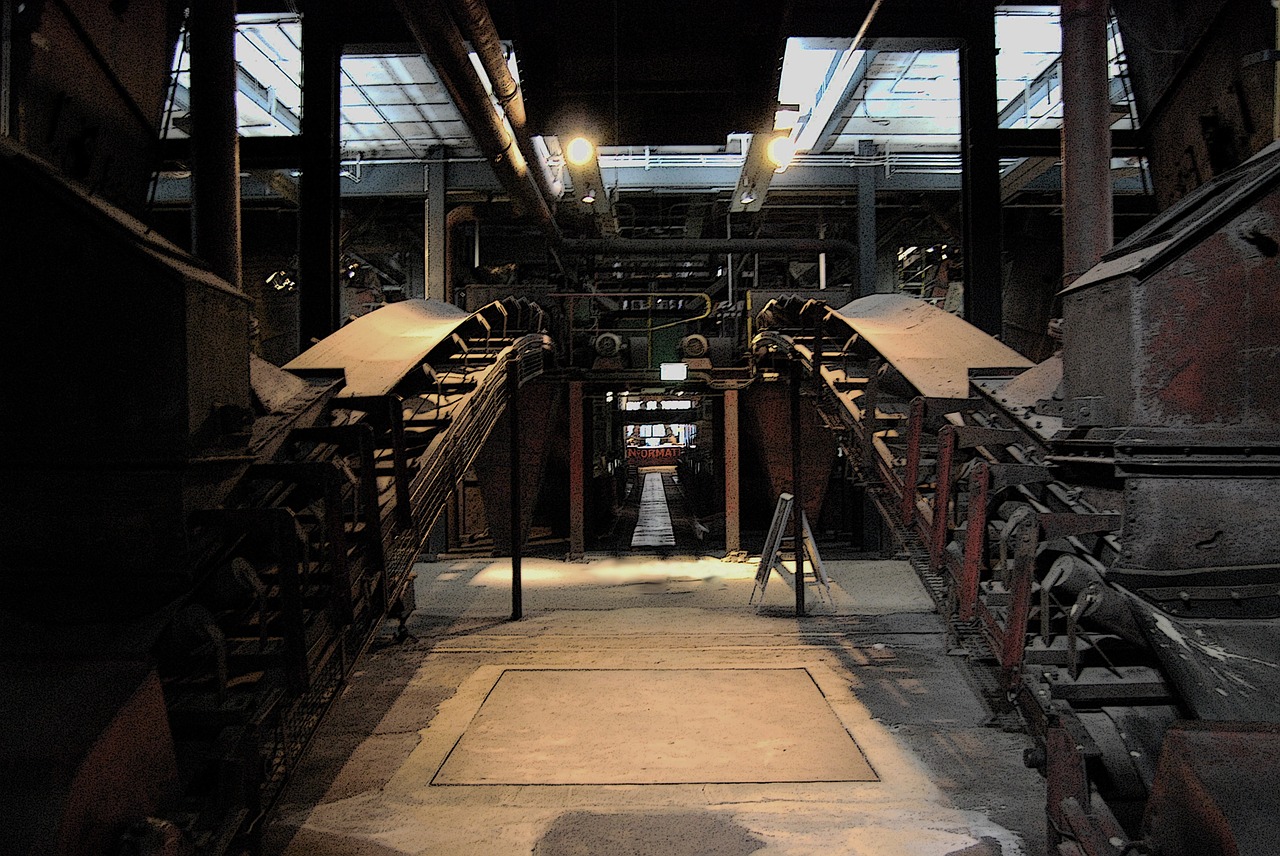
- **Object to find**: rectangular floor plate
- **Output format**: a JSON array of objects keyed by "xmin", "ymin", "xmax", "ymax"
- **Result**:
[{"xmin": 432, "ymin": 668, "xmax": 878, "ymax": 785}]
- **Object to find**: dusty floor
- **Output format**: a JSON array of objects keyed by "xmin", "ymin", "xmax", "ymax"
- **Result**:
[{"xmin": 262, "ymin": 551, "xmax": 1047, "ymax": 856}]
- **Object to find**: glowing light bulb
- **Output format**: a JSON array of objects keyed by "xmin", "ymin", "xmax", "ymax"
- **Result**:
[
  {"xmin": 566, "ymin": 136, "xmax": 595, "ymax": 166},
  {"xmin": 767, "ymin": 134, "xmax": 796, "ymax": 171}
]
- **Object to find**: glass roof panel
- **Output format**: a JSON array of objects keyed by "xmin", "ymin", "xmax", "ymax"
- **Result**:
[
  {"xmin": 779, "ymin": 5, "xmax": 1136, "ymax": 156},
  {"xmin": 160, "ymin": 15, "xmax": 480, "ymax": 159}
]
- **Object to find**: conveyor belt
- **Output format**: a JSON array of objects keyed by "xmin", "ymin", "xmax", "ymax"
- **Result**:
[
  {"xmin": 631, "ymin": 472, "xmax": 677, "ymax": 548},
  {"xmin": 827, "ymin": 293, "xmax": 1031, "ymax": 399},
  {"xmin": 158, "ymin": 296, "xmax": 552, "ymax": 854},
  {"xmin": 284, "ymin": 299, "xmax": 471, "ymax": 397}
]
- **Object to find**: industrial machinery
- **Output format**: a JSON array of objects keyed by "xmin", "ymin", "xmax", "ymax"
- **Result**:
[
  {"xmin": 2, "ymin": 127, "xmax": 553, "ymax": 855},
  {"xmin": 4, "ymin": 0, "xmax": 1278, "ymax": 853},
  {"xmin": 752, "ymin": 140, "xmax": 1280, "ymax": 856}
]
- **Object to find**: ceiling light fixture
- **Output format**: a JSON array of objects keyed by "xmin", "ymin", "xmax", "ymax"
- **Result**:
[
  {"xmin": 582, "ymin": 186, "xmax": 597, "ymax": 204},
  {"xmin": 740, "ymin": 189, "xmax": 757, "ymax": 205},
  {"xmin": 767, "ymin": 134, "xmax": 796, "ymax": 171},
  {"xmin": 566, "ymin": 136, "xmax": 595, "ymax": 166}
]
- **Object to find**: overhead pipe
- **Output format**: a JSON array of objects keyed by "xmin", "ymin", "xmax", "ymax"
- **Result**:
[
  {"xmin": 557, "ymin": 238, "xmax": 859, "ymax": 258},
  {"xmin": 392, "ymin": 0, "xmax": 558, "ymax": 236},
  {"xmin": 445, "ymin": 0, "xmax": 561, "ymax": 204}
]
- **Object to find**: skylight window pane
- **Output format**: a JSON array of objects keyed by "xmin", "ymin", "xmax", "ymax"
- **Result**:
[
  {"xmin": 340, "ymin": 87, "xmax": 372, "ymax": 108},
  {"xmin": 342, "ymin": 57, "xmax": 399, "ymax": 86},
  {"xmin": 236, "ymin": 92, "xmax": 288, "ymax": 136},
  {"xmin": 995, "ymin": 6, "xmax": 1062, "ymax": 117},
  {"xmin": 395, "ymin": 56, "xmax": 438, "ymax": 85},
  {"xmin": 379, "ymin": 104, "xmax": 428, "ymax": 123},
  {"xmin": 341, "ymin": 105, "xmax": 385, "ymax": 124},
  {"xmin": 237, "ymin": 24, "xmax": 302, "ymax": 111}
]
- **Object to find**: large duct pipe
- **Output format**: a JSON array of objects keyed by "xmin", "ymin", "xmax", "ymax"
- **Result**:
[
  {"xmin": 1060, "ymin": 0, "xmax": 1113, "ymax": 283},
  {"xmin": 392, "ymin": 0, "xmax": 557, "ymax": 234},
  {"xmin": 445, "ymin": 0, "xmax": 560, "ymax": 204},
  {"xmin": 558, "ymin": 238, "xmax": 859, "ymax": 258}
]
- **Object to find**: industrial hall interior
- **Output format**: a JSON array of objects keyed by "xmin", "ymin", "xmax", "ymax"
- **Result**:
[{"xmin": 4, "ymin": 0, "xmax": 1279, "ymax": 854}]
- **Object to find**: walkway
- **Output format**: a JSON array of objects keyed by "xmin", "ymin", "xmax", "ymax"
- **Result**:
[
  {"xmin": 631, "ymin": 472, "xmax": 677, "ymax": 548},
  {"xmin": 263, "ymin": 551, "xmax": 1046, "ymax": 856}
]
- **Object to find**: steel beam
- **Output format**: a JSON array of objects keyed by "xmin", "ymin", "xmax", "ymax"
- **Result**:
[
  {"xmin": 724, "ymin": 389, "xmax": 741, "ymax": 554},
  {"xmin": 1061, "ymin": 0, "xmax": 1114, "ymax": 284},
  {"xmin": 857, "ymin": 145, "xmax": 878, "ymax": 297},
  {"xmin": 959, "ymin": 0, "xmax": 1003, "ymax": 335},
  {"xmin": 299, "ymin": 0, "xmax": 342, "ymax": 345},
  {"xmin": 188, "ymin": 0, "xmax": 242, "ymax": 289},
  {"xmin": 568, "ymin": 381, "xmax": 585, "ymax": 559},
  {"xmin": 425, "ymin": 160, "xmax": 446, "ymax": 301}
]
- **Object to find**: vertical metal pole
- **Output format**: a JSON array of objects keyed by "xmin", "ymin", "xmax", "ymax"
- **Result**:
[
  {"xmin": 1274, "ymin": 0, "xmax": 1280, "ymax": 142},
  {"xmin": 2, "ymin": 0, "xmax": 13, "ymax": 137},
  {"xmin": 723, "ymin": 388, "xmax": 741, "ymax": 554},
  {"xmin": 900, "ymin": 396, "xmax": 926, "ymax": 527},
  {"xmin": 930, "ymin": 426, "xmax": 957, "ymax": 573},
  {"xmin": 818, "ymin": 222, "xmax": 827, "ymax": 290},
  {"xmin": 857, "ymin": 140, "xmax": 878, "ymax": 297},
  {"xmin": 1061, "ymin": 0, "xmax": 1114, "ymax": 284},
  {"xmin": 447, "ymin": 481, "xmax": 461, "ymax": 551},
  {"xmin": 958, "ymin": 461, "xmax": 990, "ymax": 620},
  {"xmin": 386, "ymin": 396, "xmax": 413, "ymax": 529},
  {"xmin": 568, "ymin": 380, "xmax": 586, "ymax": 559},
  {"xmin": 726, "ymin": 210, "xmax": 734, "ymax": 308},
  {"xmin": 509, "ymin": 360, "xmax": 523, "ymax": 620},
  {"xmin": 188, "ymin": 0, "xmax": 242, "ymax": 289},
  {"xmin": 791, "ymin": 363, "xmax": 805, "ymax": 617},
  {"xmin": 1002, "ymin": 520, "xmax": 1040, "ymax": 689},
  {"xmin": 300, "ymin": 1, "xmax": 341, "ymax": 346},
  {"xmin": 425, "ymin": 159, "xmax": 447, "ymax": 301},
  {"xmin": 959, "ymin": 0, "xmax": 1002, "ymax": 335}
]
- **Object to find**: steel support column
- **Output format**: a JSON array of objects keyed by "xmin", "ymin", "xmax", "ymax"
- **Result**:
[
  {"xmin": 1061, "ymin": 0, "xmax": 1114, "ymax": 284},
  {"xmin": 723, "ymin": 389, "xmax": 741, "ymax": 554},
  {"xmin": 959, "ymin": 0, "xmax": 1003, "ymax": 335},
  {"xmin": 299, "ymin": 1, "xmax": 341, "ymax": 346},
  {"xmin": 425, "ymin": 159, "xmax": 447, "ymax": 302},
  {"xmin": 568, "ymin": 381, "xmax": 586, "ymax": 559},
  {"xmin": 188, "ymin": 0, "xmax": 242, "ymax": 289},
  {"xmin": 508, "ymin": 360, "xmax": 522, "ymax": 620},
  {"xmin": 791, "ymin": 364, "xmax": 806, "ymax": 617},
  {"xmin": 857, "ymin": 142, "xmax": 878, "ymax": 299}
]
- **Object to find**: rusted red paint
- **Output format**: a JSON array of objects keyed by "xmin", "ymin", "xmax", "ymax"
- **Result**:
[
  {"xmin": 740, "ymin": 381, "xmax": 836, "ymax": 524},
  {"xmin": 1140, "ymin": 195, "xmax": 1280, "ymax": 428}
]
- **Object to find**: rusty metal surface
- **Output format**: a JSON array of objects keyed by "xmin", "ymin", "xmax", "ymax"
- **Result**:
[
  {"xmin": 830, "ymin": 294, "xmax": 1032, "ymax": 399},
  {"xmin": 1142, "ymin": 721, "xmax": 1280, "ymax": 856},
  {"xmin": 1060, "ymin": 140, "xmax": 1280, "ymax": 430},
  {"xmin": 1123, "ymin": 595, "xmax": 1280, "ymax": 721},
  {"xmin": 1119, "ymin": 475, "xmax": 1280, "ymax": 572},
  {"xmin": 0, "ymin": 663, "xmax": 179, "ymax": 856},
  {"xmin": 285, "ymin": 298, "xmax": 472, "ymax": 397},
  {"xmin": 740, "ymin": 379, "xmax": 836, "ymax": 525}
]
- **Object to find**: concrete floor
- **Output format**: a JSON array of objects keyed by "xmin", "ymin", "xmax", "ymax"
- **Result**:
[{"xmin": 263, "ymin": 551, "xmax": 1047, "ymax": 856}]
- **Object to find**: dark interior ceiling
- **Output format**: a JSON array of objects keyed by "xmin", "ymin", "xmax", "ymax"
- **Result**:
[
  {"xmin": 486, "ymin": 0, "xmax": 962, "ymax": 146},
  {"xmin": 300, "ymin": 0, "xmax": 964, "ymax": 148},
  {"xmin": 488, "ymin": 0, "xmax": 793, "ymax": 145}
]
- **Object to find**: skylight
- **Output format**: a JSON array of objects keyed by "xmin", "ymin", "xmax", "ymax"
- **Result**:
[
  {"xmin": 776, "ymin": 5, "xmax": 1137, "ymax": 156},
  {"xmin": 161, "ymin": 14, "xmax": 485, "ymax": 160}
]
